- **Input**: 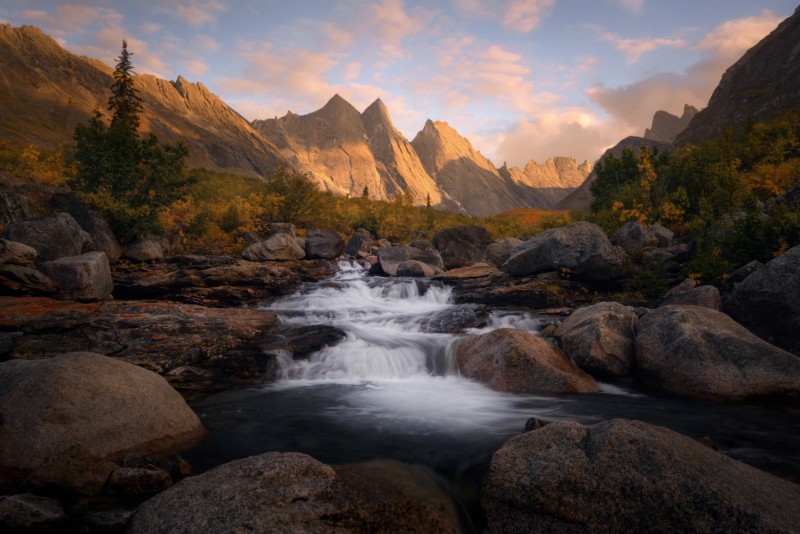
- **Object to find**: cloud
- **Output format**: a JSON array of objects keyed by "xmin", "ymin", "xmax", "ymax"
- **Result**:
[
  {"xmin": 67, "ymin": 25, "xmax": 170, "ymax": 77},
  {"xmin": 697, "ymin": 8, "xmax": 783, "ymax": 55},
  {"xmin": 503, "ymin": 0, "xmax": 555, "ymax": 32},
  {"xmin": 140, "ymin": 22, "xmax": 163, "ymax": 34},
  {"xmin": 618, "ymin": 0, "xmax": 644, "ymax": 14},
  {"xmin": 342, "ymin": 61, "xmax": 362, "ymax": 81},
  {"xmin": 591, "ymin": 26, "xmax": 688, "ymax": 64},
  {"xmin": 168, "ymin": 0, "xmax": 227, "ymax": 27},
  {"xmin": 194, "ymin": 34, "xmax": 220, "ymax": 52},
  {"xmin": 363, "ymin": 0, "xmax": 429, "ymax": 58},
  {"xmin": 181, "ymin": 58, "xmax": 208, "ymax": 76},
  {"xmin": 17, "ymin": 4, "xmax": 121, "ymax": 36}
]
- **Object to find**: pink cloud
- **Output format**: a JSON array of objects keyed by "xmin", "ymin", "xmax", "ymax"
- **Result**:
[
  {"xmin": 618, "ymin": 0, "xmax": 644, "ymax": 14},
  {"xmin": 503, "ymin": 0, "xmax": 554, "ymax": 32},
  {"xmin": 592, "ymin": 26, "xmax": 688, "ymax": 64}
]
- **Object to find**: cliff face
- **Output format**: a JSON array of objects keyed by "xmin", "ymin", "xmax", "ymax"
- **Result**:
[
  {"xmin": 644, "ymin": 105, "xmax": 699, "ymax": 144},
  {"xmin": 0, "ymin": 24, "xmax": 289, "ymax": 177},
  {"xmin": 500, "ymin": 158, "xmax": 591, "ymax": 208},
  {"xmin": 674, "ymin": 7, "xmax": 800, "ymax": 146}
]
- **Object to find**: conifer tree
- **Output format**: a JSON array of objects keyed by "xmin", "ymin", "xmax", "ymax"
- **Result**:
[{"xmin": 108, "ymin": 40, "xmax": 143, "ymax": 131}]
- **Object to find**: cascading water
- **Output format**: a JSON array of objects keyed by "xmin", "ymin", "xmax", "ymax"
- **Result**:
[{"xmin": 187, "ymin": 260, "xmax": 800, "ymax": 510}]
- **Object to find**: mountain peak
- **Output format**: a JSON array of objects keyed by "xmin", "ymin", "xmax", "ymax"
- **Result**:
[{"xmin": 362, "ymin": 98, "xmax": 392, "ymax": 126}]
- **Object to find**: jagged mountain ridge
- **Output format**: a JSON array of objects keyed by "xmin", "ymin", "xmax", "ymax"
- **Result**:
[
  {"xmin": 644, "ymin": 104, "xmax": 699, "ymax": 144},
  {"xmin": 0, "ymin": 24, "xmax": 289, "ymax": 177}
]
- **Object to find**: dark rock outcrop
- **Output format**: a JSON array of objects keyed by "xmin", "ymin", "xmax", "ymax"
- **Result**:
[
  {"xmin": 2, "ymin": 212, "xmax": 93, "ymax": 262},
  {"xmin": 501, "ymin": 221, "xmax": 626, "ymax": 281},
  {"xmin": 643, "ymin": 104, "xmax": 699, "ymax": 144},
  {"xmin": 482, "ymin": 419, "xmax": 800, "ymax": 534},
  {"xmin": 0, "ymin": 239, "xmax": 37, "ymax": 267},
  {"xmin": 555, "ymin": 302, "xmax": 639, "ymax": 378},
  {"xmin": 724, "ymin": 245, "xmax": 800, "ymax": 356},
  {"xmin": 455, "ymin": 328, "xmax": 597, "ymax": 394},
  {"xmin": 0, "ymin": 493, "xmax": 66, "ymax": 530},
  {"xmin": 50, "ymin": 192, "xmax": 122, "ymax": 262},
  {"xmin": 635, "ymin": 305, "xmax": 800, "ymax": 401},
  {"xmin": 432, "ymin": 224, "xmax": 494, "ymax": 269}
]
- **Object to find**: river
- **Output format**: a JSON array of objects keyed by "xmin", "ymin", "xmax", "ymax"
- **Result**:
[{"xmin": 185, "ymin": 261, "xmax": 800, "ymax": 519}]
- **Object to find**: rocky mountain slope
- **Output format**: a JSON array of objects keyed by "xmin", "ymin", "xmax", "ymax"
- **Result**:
[
  {"xmin": 674, "ymin": 6, "xmax": 800, "ymax": 146},
  {"xmin": 644, "ymin": 105, "xmax": 699, "ymax": 144},
  {"xmin": 0, "ymin": 24, "xmax": 289, "ymax": 177}
]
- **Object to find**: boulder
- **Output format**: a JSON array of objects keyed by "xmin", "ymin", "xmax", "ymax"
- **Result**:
[
  {"xmin": 242, "ymin": 232, "xmax": 305, "ymax": 261},
  {"xmin": 635, "ymin": 305, "xmax": 800, "ymax": 401},
  {"xmin": 39, "ymin": 251, "xmax": 113, "ymax": 301},
  {"xmin": 234, "ymin": 231, "xmax": 262, "ymax": 247},
  {"xmin": 724, "ymin": 245, "xmax": 800, "ymax": 356},
  {"xmin": 305, "ymin": 228, "xmax": 345, "ymax": 260},
  {"xmin": 455, "ymin": 328, "xmax": 597, "ymax": 394},
  {"xmin": 396, "ymin": 260, "xmax": 436, "ymax": 277},
  {"xmin": 0, "ymin": 239, "xmax": 37, "ymax": 267},
  {"xmin": 663, "ymin": 277, "xmax": 696, "ymax": 297},
  {"xmin": 1, "ymin": 212, "xmax": 93, "ymax": 262},
  {"xmin": 0, "ymin": 264, "xmax": 56, "ymax": 296},
  {"xmin": 377, "ymin": 244, "xmax": 444, "ymax": 277},
  {"xmin": 50, "ymin": 193, "xmax": 122, "ymax": 262},
  {"xmin": 410, "ymin": 239, "xmax": 434, "ymax": 250},
  {"xmin": 432, "ymin": 224, "xmax": 494, "ymax": 269},
  {"xmin": 0, "ymin": 352, "xmax": 206, "ymax": 493},
  {"xmin": 123, "ymin": 239, "xmax": 164, "ymax": 262},
  {"xmin": 26, "ymin": 444, "xmax": 117, "ymax": 495},
  {"xmin": 723, "ymin": 259, "xmax": 762, "ymax": 292},
  {"xmin": 660, "ymin": 284, "xmax": 720, "ymax": 310},
  {"xmin": 611, "ymin": 221, "xmax": 658, "ymax": 249},
  {"xmin": 648, "ymin": 224, "xmax": 674, "ymax": 248},
  {"xmin": 482, "ymin": 419, "xmax": 800, "ymax": 534},
  {"xmin": 136, "ymin": 232, "xmax": 183, "ymax": 256},
  {"xmin": 0, "ymin": 187, "xmax": 32, "ymax": 225},
  {"xmin": 555, "ymin": 302, "xmax": 639, "ymax": 378},
  {"xmin": 345, "ymin": 228, "xmax": 372, "ymax": 258},
  {"xmin": 128, "ymin": 452, "xmax": 462, "ymax": 534},
  {"xmin": 106, "ymin": 467, "xmax": 173, "ymax": 495},
  {"xmin": 501, "ymin": 222, "xmax": 626, "ymax": 281},
  {"xmin": 0, "ymin": 493, "xmax": 66, "ymax": 530},
  {"xmin": 268, "ymin": 223, "xmax": 297, "ymax": 238},
  {"xmin": 485, "ymin": 237, "xmax": 523, "ymax": 268}
]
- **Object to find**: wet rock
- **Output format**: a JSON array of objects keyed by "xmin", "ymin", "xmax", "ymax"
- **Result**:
[
  {"xmin": 0, "ymin": 353, "xmax": 205, "ymax": 492},
  {"xmin": 432, "ymin": 224, "xmax": 494, "ymax": 269},
  {"xmin": 635, "ymin": 305, "xmax": 800, "ymax": 401},
  {"xmin": 523, "ymin": 417, "xmax": 550, "ymax": 432},
  {"xmin": 724, "ymin": 245, "xmax": 800, "ymax": 356},
  {"xmin": 377, "ymin": 244, "xmax": 444, "ymax": 277},
  {"xmin": 555, "ymin": 301, "xmax": 639, "ymax": 378},
  {"xmin": 501, "ymin": 222, "xmax": 626, "ymax": 281},
  {"xmin": 106, "ymin": 467, "xmax": 173, "ymax": 495},
  {"xmin": 128, "ymin": 452, "xmax": 342, "ymax": 534},
  {"xmin": 456, "ymin": 328, "xmax": 597, "ymax": 394},
  {"xmin": 0, "ymin": 493, "xmax": 66, "ymax": 529},
  {"xmin": 122, "ymin": 239, "xmax": 164, "ymax": 262},
  {"xmin": 418, "ymin": 304, "xmax": 488, "ymax": 334},
  {"xmin": 485, "ymin": 237, "xmax": 523, "ymax": 268},
  {"xmin": 263, "ymin": 324, "xmax": 346, "ymax": 360},
  {"xmin": 2, "ymin": 212, "xmax": 93, "ymax": 262},
  {"xmin": 0, "ymin": 264, "xmax": 56, "ymax": 296},
  {"xmin": 345, "ymin": 228, "xmax": 372, "ymax": 258},
  {"xmin": 0, "ymin": 297, "xmax": 281, "ymax": 394},
  {"xmin": 660, "ymin": 284, "xmax": 720, "ymax": 310},
  {"xmin": 51, "ymin": 192, "xmax": 122, "ymax": 262},
  {"xmin": 0, "ymin": 239, "xmax": 37, "ymax": 267},
  {"xmin": 305, "ymin": 228, "xmax": 345, "ymax": 260},
  {"xmin": 611, "ymin": 221, "xmax": 658, "ymax": 249},
  {"xmin": 242, "ymin": 232, "xmax": 305, "ymax": 261},
  {"xmin": 39, "ymin": 251, "xmax": 113, "ymax": 301},
  {"xmin": 397, "ymin": 259, "xmax": 436, "ymax": 277},
  {"xmin": 482, "ymin": 419, "xmax": 800, "ymax": 534}
]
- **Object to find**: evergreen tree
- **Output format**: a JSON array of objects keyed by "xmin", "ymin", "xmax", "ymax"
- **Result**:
[{"xmin": 108, "ymin": 39, "xmax": 143, "ymax": 131}]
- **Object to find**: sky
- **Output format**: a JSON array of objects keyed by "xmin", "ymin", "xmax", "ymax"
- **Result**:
[{"xmin": 2, "ymin": 1, "xmax": 797, "ymax": 168}]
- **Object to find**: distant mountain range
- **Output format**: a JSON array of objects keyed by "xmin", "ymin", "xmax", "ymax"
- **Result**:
[{"xmin": 0, "ymin": 24, "xmax": 588, "ymax": 217}]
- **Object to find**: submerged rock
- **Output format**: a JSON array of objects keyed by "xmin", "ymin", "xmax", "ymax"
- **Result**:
[{"xmin": 482, "ymin": 419, "xmax": 800, "ymax": 534}]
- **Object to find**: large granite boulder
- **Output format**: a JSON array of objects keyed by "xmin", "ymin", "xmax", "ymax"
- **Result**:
[
  {"xmin": 39, "ymin": 251, "xmax": 113, "ymax": 301},
  {"xmin": 396, "ymin": 259, "xmax": 436, "ymax": 277},
  {"xmin": 432, "ymin": 224, "xmax": 494, "ymax": 269},
  {"xmin": 660, "ymin": 284, "xmax": 720, "ymax": 310},
  {"xmin": 482, "ymin": 419, "xmax": 800, "ymax": 534},
  {"xmin": 50, "ymin": 193, "xmax": 122, "ymax": 262},
  {"xmin": 305, "ymin": 228, "xmax": 345, "ymax": 260},
  {"xmin": 555, "ymin": 302, "xmax": 639, "ymax": 378},
  {"xmin": 128, "ymin": 453, "xmax": 462, "ymax": 533},
  {"xmin": 123, "ymin": 239, "xmax": 164, "ymax": 263},
  {"xmin": 501, "ymin": 222, "xmax": 626, "ymax": 281},
  {"xmin": 0, "ymin": 353, "xmax": 205, "ymax": 494},
  {"xmin": 344, "ymin": 228, "xmax": 372, "ymax": 258},
  {"xmin": 0, "ymin": 239, "xmax": 37, "ymax": 267},
  {"xmin": 611, "ymin": 221, "xmax": 658, "ymax": 249},
  {"xmin": 485, "ymin": 237, "xmax": 523, "ymax": 268},
  {"xmin": 635, "ymin": 305, "xmax": 800, "ymax": 401},
  {"xmin": 268, "ymin": 223, "xmax": 297, "ymax": 238},
  {"xmin": 724, "ymin": 245, "xmax": 800, "ymax": 356},
  {"xmin": 377, "ymin": 244, "xmax": 445, "ymax": 277},
  {"xmin": 1, "ymin": 213, "xmax": 93, "ymax": 262},
  {"xmin": 455, "ymin": 328, "xmax": 596, "ymax": 394},
  {"xmin": 242, "ymin": 232, "xmax": 305, "ymax": 261}
]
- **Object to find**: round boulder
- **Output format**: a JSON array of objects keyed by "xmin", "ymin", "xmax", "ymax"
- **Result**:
[
  {"xmin": 501, "ymin": 222, "xmax": 626, "ymax": 281},
  {"xmin": 486, "ymin": 237, "xmax": 523, "ymax": 268},
  {"xmin": 242, "ymin": 232, "xmax": 305, "ymax": 261},
  {"xmin": 396, "ymin": 260, "xmax": 436, "ymax": 277},
  {"xmin": 39, "ymin": 251, "xmax": 113, "ymax": 301},
  {"xmin": 123, "ymin": 240, "xmax": 164, "ymax": 263},
  {"xmin": 555, "ymin": 301, "xmax": 639, "ymax": 378},
  {"xmin": 659, "ymin": 284, "xmax": 720, "ymax": 310},
  {"xmin": 305, "ymin": 228, "xmax": 345, "ymax": 260},
  {"xmin": 2, "ymin": 212, "xmax": 93, "ymax": 262},
  {"xmin": 0, "ymin": 352, "xmax": 205, "ymax": 492},
  {"xmin": 432, "ymin": 224, "xmax": 494, "ymax": 269},
  {"xmin": 611, "ymin": 221, "xmax": 658, "ymax": 249},
  {"xmin": 455, "ymin": 328, "xmax": 597, "ymax": 394},
  {"xmin": 377, "ymin": 244, "xmax": 444, "ymax": 277},
  {"xmin": 635, "ymin": 305, "xmax": 800, "ymax": 401},
  {"xmin": 724, "ymin": 245, "xmax": 800, "ymax": 356},
  {"xmin": 482, "ymin": 419, "xmax": 800, "ymax": 534},
  {"xmin": 345, "ymin": 228, "xmax": 372, "ymax": 258}
]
